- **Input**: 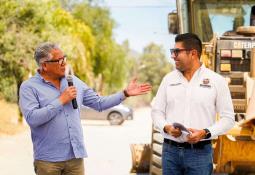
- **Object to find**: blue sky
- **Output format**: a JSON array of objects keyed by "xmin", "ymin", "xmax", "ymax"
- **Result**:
[{"xmin": 99, "ymin": 0, "xmax": 176, "ymax": 58}]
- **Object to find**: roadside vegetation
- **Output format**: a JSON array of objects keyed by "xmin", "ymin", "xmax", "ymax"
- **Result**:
[{"xmin": 0, "ymin": 0, "xmax": 172, "ymax": 135}]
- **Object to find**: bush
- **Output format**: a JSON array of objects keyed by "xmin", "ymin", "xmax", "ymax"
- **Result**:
[{"xmin": 0, "ymin": 77, "xmax": 17, "ymax": 103}]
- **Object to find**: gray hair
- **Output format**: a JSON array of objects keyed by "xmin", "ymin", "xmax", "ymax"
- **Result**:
[{"xmin": 34, "ymin": 42, "xmax": 59, "ymax": 67}]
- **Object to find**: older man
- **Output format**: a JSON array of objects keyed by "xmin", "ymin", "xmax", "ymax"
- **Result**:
[{"xmin": 19, "ymin": 42, "xmax": 151, "ymax": 175}]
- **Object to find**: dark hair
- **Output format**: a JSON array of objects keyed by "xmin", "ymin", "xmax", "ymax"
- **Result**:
[{"xmin": 175, "ymin": 33, "xmax": 202, "ymax": 57}]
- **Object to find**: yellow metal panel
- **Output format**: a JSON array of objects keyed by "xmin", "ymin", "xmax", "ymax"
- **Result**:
[
  {"xmin": 220, "ymin": 64, "xmax": 231, "ymax": 72},
  {"xmin": 227, "ymin": 125, "xmax": 252, "ymax": 137},
  {"xmin": 214, "ymin": 135, "xmax": 255, "ymax": 173}
]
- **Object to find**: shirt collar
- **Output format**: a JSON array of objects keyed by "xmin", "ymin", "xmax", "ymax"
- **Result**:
[
  {"xmin": 35, "ymin": 72, "xmax": 66, "ymax": 84},
  {"xmin": 35, "ymin": 72, "xmax": 47, "ymax": 83},
  {"xmin": 176, "ymin": 63, "xmax": 205, "ymax": 81}
]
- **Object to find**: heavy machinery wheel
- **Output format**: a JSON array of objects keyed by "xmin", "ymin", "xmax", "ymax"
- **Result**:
[
  {"xmin": 108, "ymin": 112, "xmax": 124, "ymax": 125},
  {"xmin": 130, "ymin": 144, "xmax": 151, "ymax": 173}
]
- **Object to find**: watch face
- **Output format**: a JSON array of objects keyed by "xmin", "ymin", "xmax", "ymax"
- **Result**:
[
  {"xmin": 204, "ymin": 129, "xmax": 211, "ymax": 139},
  {"xmin": 206, "ymin": 131, "xmax": 211, "ymax": 139},
  {"xmin": 206, "ymin": 133, "xmax": 209, "ymax": 138}
]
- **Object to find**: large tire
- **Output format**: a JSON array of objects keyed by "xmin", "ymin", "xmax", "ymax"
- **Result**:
[
  {"xmin": 108, "ymin": 112, "xmax": 124, "ymax": 125},
  {"xmin": 130, "ymin": 144, "xmax": 151, "ymax": 173}
]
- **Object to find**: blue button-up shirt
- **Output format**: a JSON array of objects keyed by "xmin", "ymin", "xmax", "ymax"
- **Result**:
[{"xmin": 19, "ymin": 73, "xmax": 125, "ymax": 162}]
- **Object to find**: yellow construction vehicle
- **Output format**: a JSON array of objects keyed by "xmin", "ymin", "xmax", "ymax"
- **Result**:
[{"xmin": 131, "ymin": 0, "xmax": 255, "ymax": 174}]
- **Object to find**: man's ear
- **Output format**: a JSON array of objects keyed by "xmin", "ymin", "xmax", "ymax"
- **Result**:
[
  {"xmin": 191, "ymin": 49, "xmax": 196, "ymax": 55},
  {"xmin": 191, "ymin": 49, "xmax": 199, "ymax": 58},
  {"xmin": 41, "ymin": 63, "xmax": 47, "ymax": 72}
]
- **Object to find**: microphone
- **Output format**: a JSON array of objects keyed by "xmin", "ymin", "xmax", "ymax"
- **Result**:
[{"xmin": 66, "ymin": 75, "xmax": 78, "ymax": 109}]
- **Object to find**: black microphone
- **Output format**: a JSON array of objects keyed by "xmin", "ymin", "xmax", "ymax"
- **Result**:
[{"xmin": 66, "ymin": 75, "xmax": 78, "ymax": 109}]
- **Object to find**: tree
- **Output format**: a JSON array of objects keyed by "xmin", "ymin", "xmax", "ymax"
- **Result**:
[
  {"xmin": 0, "ymin": 0, "xmax": 95, "ymax": 102},
  {"xmin": 48, "ymin": 7, "xmax": 95, "ymax": 84},
  {"xmin": 138, "ymin": 43, "xmax": 172, "ymax": 97},
  {"xmin": 0, "ymin": 0, "xmax": 41, "ymax": 102},
  {"xmin": 71, "ymin": 2, "xmax": 128, "ymax": 94}
]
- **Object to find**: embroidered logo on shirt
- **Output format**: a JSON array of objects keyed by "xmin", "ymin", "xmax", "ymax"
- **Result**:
[
  {"xmin": 169, "ymin": 83, "xmax": 182, "ymax": 86},
  {"xmin": 200, "ymin": 78, "xmax": 211, "ymax": 88},
  {"xmin": 203, "ymin": 78, "xmax": 210, "ymax": 84}
]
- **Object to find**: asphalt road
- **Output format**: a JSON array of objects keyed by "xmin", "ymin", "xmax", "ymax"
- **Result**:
[
  {"xmin": 0, "ymin": 106, "xmax": 233, "ymax": 175},
  {"xmin": 0, "ymin": 107, "xmax": 152, "ymax": 175},
  {"xmin": 83, "ymin": 107, "xmax": 152, "ymax": 175}
]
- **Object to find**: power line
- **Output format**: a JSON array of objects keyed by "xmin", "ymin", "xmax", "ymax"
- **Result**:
[{"xmin": 99, "ymin": 5, "xmax": 173, "ymax": 8}]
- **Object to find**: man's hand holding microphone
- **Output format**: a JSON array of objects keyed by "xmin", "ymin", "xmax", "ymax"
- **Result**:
[{"xmin": 59, "ymin": 75, "xmax": 78, "ymax": 109}]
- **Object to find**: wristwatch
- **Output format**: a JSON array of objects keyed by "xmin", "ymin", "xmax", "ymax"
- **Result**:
[
  {"xmin": 123, "ymin": 89, "xmax": 130, "ymax": 97},
  {"xmin": 203, "ymin": 128, "xmax": 211, "ymax": 139}
]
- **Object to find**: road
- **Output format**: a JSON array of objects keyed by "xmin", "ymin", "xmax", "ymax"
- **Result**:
[
  {"xmin": 83, "ymin": 107, "xmax": 152, "ymax": 175},
  {"xmin": 0, "ymin": 107, "xmax": 152, "ymax": 175}
]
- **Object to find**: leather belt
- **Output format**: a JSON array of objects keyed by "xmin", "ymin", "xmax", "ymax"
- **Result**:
[{"xmin": 164, "ymin": 138, "xmax": 211, "ymax": 149}]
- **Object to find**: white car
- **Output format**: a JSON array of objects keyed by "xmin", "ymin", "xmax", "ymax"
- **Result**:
[{"xmin": 80, "ymin": 104, "xmax": 133, "ymax": 125}]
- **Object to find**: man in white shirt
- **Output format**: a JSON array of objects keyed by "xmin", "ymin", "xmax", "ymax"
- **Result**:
[{"xmin": 151, "ymin": 33, "xmax": 235, "ymax": 175}]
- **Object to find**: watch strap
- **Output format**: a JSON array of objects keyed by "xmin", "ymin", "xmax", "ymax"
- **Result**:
[{"xmin": 203, "ymin": 128, "xmax": 211, "ymax": 139}]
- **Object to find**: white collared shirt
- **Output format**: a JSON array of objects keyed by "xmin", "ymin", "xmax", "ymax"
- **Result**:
[{"xmin": 151, "ymin": 65, "xmax": 235, "ymax": 142}]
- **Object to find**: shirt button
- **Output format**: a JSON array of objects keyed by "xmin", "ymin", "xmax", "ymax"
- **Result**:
[{"xmin": 69, "ymin": 126, "xmax": 71, "ymax": 129}]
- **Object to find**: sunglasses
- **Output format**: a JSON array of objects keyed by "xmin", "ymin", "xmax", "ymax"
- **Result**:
[
  {"xmin": 170, "ymin": 48, "xmax": 191, "ymax": 57},
  {"xmin": 44, "ymin": 55, "xmax": 67, "ymax": 66}
]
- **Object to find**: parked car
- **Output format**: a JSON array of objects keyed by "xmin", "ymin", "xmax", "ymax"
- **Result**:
[{"xmin": 80, "ymin": 103, "xmax": 133, "ymax": 125}]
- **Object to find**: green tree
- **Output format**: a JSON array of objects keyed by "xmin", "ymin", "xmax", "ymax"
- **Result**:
[
  {"xmin": 48, "ymin": 7, "xmax": 95, "ymax": 84},
  {"xmin": 0, "ymin": 0, "xmax": 133, "ymax": 105},
  {"xmin": 0, "ymin": 0, "xmax": 42, "ymax": 102},
  {"xmin": 121, "ymin": 40, "xmax": 140, "ymax": 79},
  {"xmin": 138, "ymin": 43, "xmax": 172, "ymax": 97},
  {"xmin": 71, "ymin": 2, "xmax": 128, "ymax": 94},
  {"xmin": 0, "ymin": 0, "xmax": 95, "ymax": 102}
]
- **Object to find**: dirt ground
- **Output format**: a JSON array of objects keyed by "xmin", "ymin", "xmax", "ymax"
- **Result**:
[
  {"xmin": 0, "ymin": 107, "xmax": 152, "ymax": 175},
  {"xmin": 0, "ymin": 100, "xmax": 27, "ymax": 136},
  {"xmin": 0, "ymin": 104, "xmax": 234, "ymax": 175}
]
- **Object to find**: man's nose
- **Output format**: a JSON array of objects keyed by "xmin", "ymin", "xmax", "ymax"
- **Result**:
[
  {"xmin": 61, "ymin": 61, "xmax": 67, "ymax": 66},
  {"xmin": 171, "ymin": 53, "xmax": 177, "ymax": 59}
]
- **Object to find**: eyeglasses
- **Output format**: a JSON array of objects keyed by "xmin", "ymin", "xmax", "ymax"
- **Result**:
[
  {"xmin": 170, "ymin": 48, "xmax": 191, "ymax": 57},
  {"xmin": 44, "ymin": 55, "xmax": 67, "ymax": 66}
]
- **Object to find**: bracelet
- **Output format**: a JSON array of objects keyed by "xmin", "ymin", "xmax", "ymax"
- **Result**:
[{"xmin": 123, "ymin": 89, "xmax": 130, "ymax": 97}]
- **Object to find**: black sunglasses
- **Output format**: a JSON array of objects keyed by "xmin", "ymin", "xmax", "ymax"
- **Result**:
[
  {"xmin": 44, "ymin": 55, "xmax": 67, "ymax": 66},
  {"xmin": 170, "ymin": 48, "xmax": 191, "ymax": 57}
]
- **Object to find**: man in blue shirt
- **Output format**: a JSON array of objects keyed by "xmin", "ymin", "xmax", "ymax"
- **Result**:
[{"xmin": 19, "ymin": 42, "xmax": 151, "ymax": 175}]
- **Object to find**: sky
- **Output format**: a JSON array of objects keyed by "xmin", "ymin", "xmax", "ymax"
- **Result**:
[{"xmin": 99, "ymin": 0, "xmax": 176, "ymax": 58}]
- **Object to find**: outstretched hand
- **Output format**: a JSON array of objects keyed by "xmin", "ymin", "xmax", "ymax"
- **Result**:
[{"xmin": 125, "ymin": 78, "xmax": 152, "ymax": 97}]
